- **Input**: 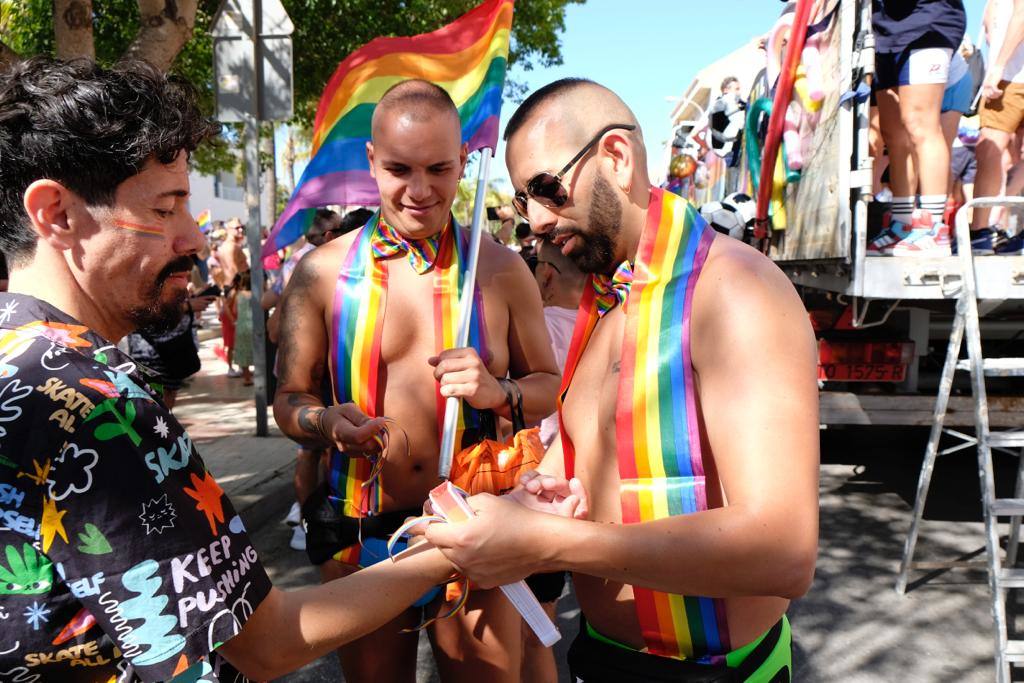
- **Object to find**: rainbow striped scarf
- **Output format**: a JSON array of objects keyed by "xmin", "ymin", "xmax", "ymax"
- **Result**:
[
  {"xmin": 559, "ymin": 188, "xmax": 730, "ymax": 660},
  {"xmin": 328, "ymin": 212, "xmax": 487, "ymax": 518}
]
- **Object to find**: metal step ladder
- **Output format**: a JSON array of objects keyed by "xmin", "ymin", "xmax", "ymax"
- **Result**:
[{"xmin": 894, "ymin": 197, "xmax": 1024, "ymax": 682}]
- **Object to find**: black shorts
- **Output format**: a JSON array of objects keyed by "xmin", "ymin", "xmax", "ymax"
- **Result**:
[
  {"xmin": 301, "ymin": 483, "xmax": 418, "ymax": 565},
  {"xmin": 525, "ymin": 571, "xmax": 566, "ymax": 603}
]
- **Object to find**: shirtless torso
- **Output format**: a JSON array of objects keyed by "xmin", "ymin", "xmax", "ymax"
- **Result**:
[
  {"xmin": 560, "ymin": 234, "xmax": 793, "ymax": 651},
  {"xmin": 280, "ymin": 224, "xmax": 546, "ymax": 507}
]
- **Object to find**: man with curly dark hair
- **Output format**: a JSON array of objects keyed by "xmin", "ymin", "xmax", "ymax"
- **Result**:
[{"xmin": 0, "ymin": 57, "xmax": 452, "ymax": 683}]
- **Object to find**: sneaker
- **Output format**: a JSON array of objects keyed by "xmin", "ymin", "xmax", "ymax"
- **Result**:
[
  {"xmin": 995, "ymin": 231, "xmax": 1024, "ymax": 255},
  {"xmin": 284, "ymin": 501, "xmax": 301, "ymax": 527},
  {"xmin": 967, "ymin": 227, "xmax": 997, "ymax": 255},
  {"xmin": 891, "ymin": 214, "xmax": 952, "ymax": 257},
  {"xmin": 892, "ymin": 229, "xmax": 952, "ymax": 257},
  {"xmin": 226, "ymin": 368, "xmax": 242, "ymax": 378},
  {"xmin": 289, "ymin": 525, "xmax": 306, "ymax": 551},
  {"xmin": 867, "ymin": 218, "xmax": 913, "ymax": 256}
]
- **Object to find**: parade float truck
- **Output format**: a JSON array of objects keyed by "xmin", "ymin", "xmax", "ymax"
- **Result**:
[{"xmin": 664, "ymin": 0, "xmax": 1024, "ymax": 429}]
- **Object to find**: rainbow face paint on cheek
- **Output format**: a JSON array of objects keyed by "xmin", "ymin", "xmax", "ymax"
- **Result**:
[{"xmin": 112, "ymin": 220, "xmax": 165, "ymax": 239}]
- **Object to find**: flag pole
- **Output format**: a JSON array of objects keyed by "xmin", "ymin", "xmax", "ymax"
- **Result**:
[{"xmin": 438, "ymin": 147, "xmax": 493, "ymax": 479}]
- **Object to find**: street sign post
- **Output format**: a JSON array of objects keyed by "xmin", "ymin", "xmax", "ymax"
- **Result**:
[{"xmin": 212, "ymin": 0, "xmax": 294, "ymax": 437}]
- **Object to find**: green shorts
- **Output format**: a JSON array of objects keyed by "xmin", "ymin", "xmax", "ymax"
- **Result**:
[{"xmin": 569, "ymin": 615, "xmax": 792, "ymax": 682}]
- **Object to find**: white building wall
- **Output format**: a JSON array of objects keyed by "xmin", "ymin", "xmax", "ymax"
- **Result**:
[{"xmin": 188, "ymin": 170, "xmax": 246, "ymax": 226}]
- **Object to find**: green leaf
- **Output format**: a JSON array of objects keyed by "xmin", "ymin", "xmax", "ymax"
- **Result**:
[{"xmin": 76, "ymin": 523, "xmax": 113, "ymax": 555}]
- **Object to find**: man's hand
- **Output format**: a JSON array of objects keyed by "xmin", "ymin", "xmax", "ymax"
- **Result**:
[
  {"xmin": 983, "ymin": 71, "xmax": 1005, "ymax": 101},
  {"xmin": 429, "ymin": 347, "xmax": 505, "ymax": 410},
  {"xmin": 424, "ymin": 493, "xmax": 568, "ymax": 588},
  {"xmin": 319, "ymin": 403, "xmax": 389, "ymax": 454},
  {"xmin": 507, "ymin": 470, "xmax": 589, "ymax": 520}
]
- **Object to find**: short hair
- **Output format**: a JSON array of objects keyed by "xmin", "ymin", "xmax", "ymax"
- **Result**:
[
  {"xmin": 0, "ymin": 57, "xmax": 219, "ymax": 266},
  {"xmin": 515, "ymin": 222, "xmax": 532, "ymax": 240},
  {"xmin": 503, "ymin": 77, "xmax": 595, "ymax": 142},
  {"xmin": 721, "ymin": 76, "xmax": 739, "ymax": 92},
  {"xmin": 339, "ymin": 208, "xmax": 374, "ymax": 234},
  {"xmin": 0, "ymin": 58, "xmax": 220, "ymax": 264},
  {"xmin": 372, "ymin": 79, "xmax": 459, "ymax": 138},
  {"xmin": 307, "ymin": 208, "xmax": 342, "ymax": 241}
]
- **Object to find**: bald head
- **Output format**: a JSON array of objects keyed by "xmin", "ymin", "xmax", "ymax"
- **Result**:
[
  {"xmin": 537, "ymin": 237, "xmax": 584, "ymax": 281},
  {"xmin": 536, "ymin": 237, "xmax": 587, "ymax": 307},
  {"xmin": 372, "ymin": 79, "xmax": 460, "ymax": 142},
  {"xmin": 505, "ymin": 78, "xmax": 641, "ymax": 149}
]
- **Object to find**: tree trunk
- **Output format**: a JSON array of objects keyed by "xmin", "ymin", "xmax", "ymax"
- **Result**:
[
  {"xmin": 0, "ymin": 40, "xmax": 19, "ymax": 67},
  {"xmin": 120, "ymin": 0, "xmax": 198, "ymax": 72},
  {"xmin": 53, "ymin": 0, "xmax": 95, "ymax": 60}
]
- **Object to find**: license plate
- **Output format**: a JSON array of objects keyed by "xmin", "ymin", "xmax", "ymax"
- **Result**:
[{"xmin": 818, "ymin": 363, "xmax": 906, "ymax": 382}]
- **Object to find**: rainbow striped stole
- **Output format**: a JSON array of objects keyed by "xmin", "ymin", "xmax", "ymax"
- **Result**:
[
  {"xmin": 263, "ymin": 0, "xmax": 513, "ymax": 257},
  {"xmin": 558, "ymin": 188, "xmax": 729, "ymax": 661},
  {"xmin": 328, "ymin": 213, "xmax": 487, "ymax": 518}
]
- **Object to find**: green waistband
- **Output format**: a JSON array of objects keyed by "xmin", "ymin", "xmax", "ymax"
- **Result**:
[{"xmin": 585, "ymin": 614, "xmax": 791, "ymax": 670}]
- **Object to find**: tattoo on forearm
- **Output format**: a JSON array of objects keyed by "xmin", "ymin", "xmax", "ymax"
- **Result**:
[
  {"xmin": 297, "ymin": 406, "xmax": 323, "ymax": 435},
  {"xmin": 612, "ymin": 360, "xmax": 621, "ymax": 373}
]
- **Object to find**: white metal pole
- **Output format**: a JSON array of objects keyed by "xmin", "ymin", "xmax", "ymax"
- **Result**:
[{"xmin": 438, "ymin": 147, "xmax": 493, "ymax": 479}]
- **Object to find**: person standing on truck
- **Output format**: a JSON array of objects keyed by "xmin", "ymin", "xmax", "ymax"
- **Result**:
[
  {"xmin": 868, "ymin": 0, "xmax": 966, "ymax": 256},
  {"xmin": 969, "ymin": 0, "xmax": 1024, "ymax": 255}
]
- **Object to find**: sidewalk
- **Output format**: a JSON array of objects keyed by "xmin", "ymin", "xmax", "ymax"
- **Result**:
[{"xmin": 174, "ymin": 309, "xmax": 296, "ymax": 532}]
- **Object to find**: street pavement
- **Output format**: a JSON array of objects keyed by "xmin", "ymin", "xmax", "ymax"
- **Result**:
[{"xmin": 179, "ymin": 314, "xmax": 1009, "ymax": 681}]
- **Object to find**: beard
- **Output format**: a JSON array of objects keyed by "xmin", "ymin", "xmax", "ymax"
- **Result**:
[
  {"xmin": 558, "ymin": 174, "xmax": 622, "ymax": 274},
  {"xmin": 126, "ymin": 256, "xmax": 194, "ymax": 333}
]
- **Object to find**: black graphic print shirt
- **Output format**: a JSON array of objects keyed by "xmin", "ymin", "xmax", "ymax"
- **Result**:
[{"xmin": 0, "ymin": 294, "xmax": 273, "ymax": 682}]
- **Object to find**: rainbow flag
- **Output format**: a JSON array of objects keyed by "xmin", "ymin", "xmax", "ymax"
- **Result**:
[
  {"xmin": 262, "ymin": 0, "xmax": 514, "ymax": 258},
  {"xmin": 195, "ymin": 209, "xmax": 212, "ymax": 233}
]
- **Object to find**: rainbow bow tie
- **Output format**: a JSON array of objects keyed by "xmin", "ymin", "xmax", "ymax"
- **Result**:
[
  {"xmin": 371, "ymin": 219, "xmax": 445, "ymax": 274},
  {"xmin": 592, "ymin": 261, "xmax": 633, "ymax": 317}
]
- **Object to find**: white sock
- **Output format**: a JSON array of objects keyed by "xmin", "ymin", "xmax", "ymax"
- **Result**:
[
  {"xmin": 919, "ymin": 194, "xmax": 947, "ymax": 224},
  {"xmin": 891, "ymin": 196, "xmax": 914, "ymax": 224}
]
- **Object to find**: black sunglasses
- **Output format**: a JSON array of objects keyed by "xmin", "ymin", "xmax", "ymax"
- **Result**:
[{"xmin": 512, "ymin": 123, "xmax": 637, "ymax": 220}]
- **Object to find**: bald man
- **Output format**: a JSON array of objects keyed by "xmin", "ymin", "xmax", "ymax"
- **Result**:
[
  {"xmin": 425, "ymin": 78, "xmax": 819, "ymax": 682},
  {"xmin": 273, "ymin": 79, "xmax": 560, "ymax": 682}
]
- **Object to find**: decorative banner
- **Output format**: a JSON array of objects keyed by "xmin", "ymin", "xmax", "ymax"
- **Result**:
[{"xmin": 262, "ymin": 0, "xmax": 514, "ymax": 257}]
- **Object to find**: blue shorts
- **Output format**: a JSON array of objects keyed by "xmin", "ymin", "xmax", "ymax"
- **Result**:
[
  {"xmin": 942, "ymin": 73, "xmax": 973, "ymax": 114},
  {"xmin": 353, "ymin": 536, "xmax": 443, "ymax": 608}
]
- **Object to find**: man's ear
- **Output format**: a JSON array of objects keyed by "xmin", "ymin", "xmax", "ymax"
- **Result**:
[
  {"xmin": 459, "ymin": 142, "xmax": 469, "ymax": 173},
  {"xmin": 600, "ymin": 131, "xmax": 635, "ymax": 193},
  {"xmin": 366, "ymin": 141, "xmax": 377, "ymax": 179},
  {"xmin": 22, "ymin": 179, "xmax": 76, "ymax": 250},
  {"xmin": 539, "ymin": 264, "xmax": 554, "ymax": 293}
]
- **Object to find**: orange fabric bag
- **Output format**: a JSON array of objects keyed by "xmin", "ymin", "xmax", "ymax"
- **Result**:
[{"xmin": 449, "ymin": 427, "xmax": 544, "ymax": 496}]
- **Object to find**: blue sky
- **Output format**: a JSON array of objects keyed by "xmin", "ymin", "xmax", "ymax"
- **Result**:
[{"xmin": 280, "ymin": 0, "xmax": 989, "ymax": 195}]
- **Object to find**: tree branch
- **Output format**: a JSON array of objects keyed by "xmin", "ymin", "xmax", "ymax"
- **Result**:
[
  {"xmin": 119, "ymin": 0, "xmax": 198, "ymax": 72},
  {"xmin": 53, "ymin": 0, "xmax": 95, "ymax": 60}
]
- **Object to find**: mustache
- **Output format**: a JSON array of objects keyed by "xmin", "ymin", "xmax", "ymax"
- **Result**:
[{"xmin": 156, "ymin": 256, "xmax": 195, "ymax": 285}]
